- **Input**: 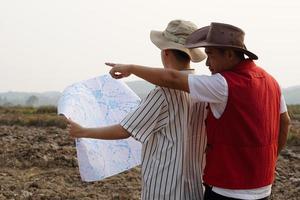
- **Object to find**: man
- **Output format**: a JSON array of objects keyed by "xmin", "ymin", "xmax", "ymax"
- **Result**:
[
  {"xmin": 106, "ymin": 22, "xmax": 291, "ymax": 200},
  {"xmin": 68, "ymin": 20, "xmax": 207, "ymax": 200}
]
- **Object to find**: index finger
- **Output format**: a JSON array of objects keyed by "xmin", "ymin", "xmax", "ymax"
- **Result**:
[{"xmin": 105, "ymin": 62, "xmax": 116, "ymax": 67}]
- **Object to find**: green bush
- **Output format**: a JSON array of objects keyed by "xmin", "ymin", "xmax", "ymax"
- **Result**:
[
  {"xmin": 0, "ymin": 106, "xmax": 35, "ymax": 114},
  {"xmin": 35, "ymin": 106, "xmax": 57, "ymax": 114}
]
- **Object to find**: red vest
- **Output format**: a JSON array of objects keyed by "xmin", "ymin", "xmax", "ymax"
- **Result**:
[{"xmin": 204, "ymin": 59, "xmax": 281, "ymax": 189}]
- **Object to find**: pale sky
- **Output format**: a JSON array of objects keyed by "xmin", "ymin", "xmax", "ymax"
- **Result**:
[{"xmin": 0, "ymin": 0, "xmax": 299, "ymax": 92}]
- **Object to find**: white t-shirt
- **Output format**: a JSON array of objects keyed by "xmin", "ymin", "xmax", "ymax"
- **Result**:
[
  {"xmin": 188, "ymin": 73, "xmax": 287, "ymax": 200},
  {"xmin": 188, "ymin": 73, "xmax": 287, "ymax": 118}
]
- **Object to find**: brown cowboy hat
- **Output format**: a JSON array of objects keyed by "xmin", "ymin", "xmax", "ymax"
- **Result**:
[{"xmin": 185, "ymin": 22, "xmax": 258, "ymax": 60}]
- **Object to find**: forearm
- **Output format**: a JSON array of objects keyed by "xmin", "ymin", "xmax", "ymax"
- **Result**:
[
  {"xmin": 130, "ymin": 65, "xmax": 189, "ymax": 92},
  {"xmin": 78, "ymin": 124, "xmax": 130, "ymax": 140},
  {"xmin": 277, "ymin": 112, "xmax": 291, "ymax": 155}
]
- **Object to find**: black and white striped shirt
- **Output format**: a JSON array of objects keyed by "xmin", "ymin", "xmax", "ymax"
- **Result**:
[{"xmin": 121, "ymin": 86, "xmax": 207, "ymax": 200}]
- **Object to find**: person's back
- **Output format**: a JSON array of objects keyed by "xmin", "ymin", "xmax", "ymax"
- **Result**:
[
  {"xmin": 204, "ymin": 59, "xmax": 281, "ymax": 188},
  {"xmin": 122, "ymin": 85, "xmax": 205, "ymax": 199},
  {"xmin": 119, "ymin": 20, "xmax": 207, "ymax": 199}
]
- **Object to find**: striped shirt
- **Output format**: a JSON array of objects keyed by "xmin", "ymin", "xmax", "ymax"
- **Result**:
[
  {"xmin": 121, "ymin": 86, "xmax": 207, "ymax": 200},
  {"xmin": 184, "ymin": 101, "xmax": 207, "ymax": 200}
]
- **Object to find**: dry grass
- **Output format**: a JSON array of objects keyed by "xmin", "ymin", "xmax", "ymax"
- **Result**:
[
  {"xmin": 0, "ymin": 106, "xmax": 67, "ymax": 128},
  {"xmin": 288, "ymin": 105, "xmax": 300, "ymax": 121},
  {"xmin": 0, "ymin": 105, "xmax": 299, "ymax": 142}
]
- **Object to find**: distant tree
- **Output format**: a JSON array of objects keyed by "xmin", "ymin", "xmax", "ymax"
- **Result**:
[
  {"xmin": 2, "ymin": 102, "xmax": 14, "ymax": 107},
  {"xmin": 26, "ymin": 95, "xmax": 39, "ymax": 107},
  {"xmin": 0, "ymin": 97, "xmax": 10, "ymax": 106}
]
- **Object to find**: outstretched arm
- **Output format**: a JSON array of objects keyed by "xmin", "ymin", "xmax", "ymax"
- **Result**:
[
  {"xmin": 106, "ymin": 63, "xmax": 190, "ymax": 92},
  {"xmin": 67, "ymin": 118, "xmax": 130, "ymax": 140}
]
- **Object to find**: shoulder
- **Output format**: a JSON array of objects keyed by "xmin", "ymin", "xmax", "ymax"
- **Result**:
[
  {"xmin": 144, "ymin": 87, "xmax": 165, "ymax": 98},
  {"xmin": 188, "ymin": 73, "xmax": 226, "ymax": 83},
  {"xmin": 188, "ymin": 73, "xmax": 227, "ymax": 91},
  {"xmin": 140, "ymin": 87, "xmax": 168, "ymax": 105},
  {"xmin": 159, "ymin": 86, "xmax": 189, "ymax": 98}
]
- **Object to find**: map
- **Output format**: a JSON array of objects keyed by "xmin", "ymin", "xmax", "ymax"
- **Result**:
[{"xmin": 57, "ymin": 75, "xmax": 142, "ymax": 182}]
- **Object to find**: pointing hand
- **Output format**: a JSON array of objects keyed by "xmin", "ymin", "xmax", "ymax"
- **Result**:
[{"xmin": 105, "ymin": 62, "xmax": 133, "ymax": 79}]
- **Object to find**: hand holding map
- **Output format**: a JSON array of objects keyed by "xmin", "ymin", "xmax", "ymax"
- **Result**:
[{"xmin": 58, "ymin": 75, "xmax": 142, "ymax": 182}]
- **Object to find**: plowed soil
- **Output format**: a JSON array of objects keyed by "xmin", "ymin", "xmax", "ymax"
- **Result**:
[{"xmin": 0, "ymin": 123, "xmax": 299, "ymax": 200}]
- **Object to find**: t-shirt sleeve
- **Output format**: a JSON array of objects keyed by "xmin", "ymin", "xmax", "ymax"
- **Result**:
[
  {"xmin": 120, "ymin": 87, "xmax": 169, "ymax": 143},
  {"xmin": 188, "ymin": 73, "xmax": 228, "ymax": 104},
  {"xmin": 280, "ymin": 94, "xmax": 287, "ymax": 114}
]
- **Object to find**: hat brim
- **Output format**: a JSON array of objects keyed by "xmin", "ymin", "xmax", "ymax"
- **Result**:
[
  {"xmin": 186, "ymin": 42, "xmax": 258, "ymax": 60},
  {"xmin": 150, "ymin": 30, "xmax": 206, "ymax": 62}
]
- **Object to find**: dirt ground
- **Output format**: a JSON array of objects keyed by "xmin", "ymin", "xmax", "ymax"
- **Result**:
[{"xmin": 0, "ymin": 124, "xmax": 299, "ymax": 200}]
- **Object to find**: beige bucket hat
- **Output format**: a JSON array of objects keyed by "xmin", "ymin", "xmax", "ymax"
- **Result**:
[{"xmin": 150, "ymin": 20, "xmax": 206, "ymax": 62}]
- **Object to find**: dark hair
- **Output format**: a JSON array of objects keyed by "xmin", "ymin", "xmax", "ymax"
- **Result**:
[
  {"xmin": 171, "ymin": 49, "xmax": 190, "ymax": 63},
  {"xmin": 233, "ymin": 50, "xmax": 245, "ymax": 60},
  {"xmin": 217, "ymin": 47, "xmax": 245, "ymax": 60}
]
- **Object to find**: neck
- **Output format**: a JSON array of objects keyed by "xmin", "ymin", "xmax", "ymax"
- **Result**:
[
  {"xmin": 166, "ymin": 61, "xmax": 190, "ymax": 71},
  {"xmin": 228, "ymin": 57, "xmax": 245, "ymax": 70}
]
